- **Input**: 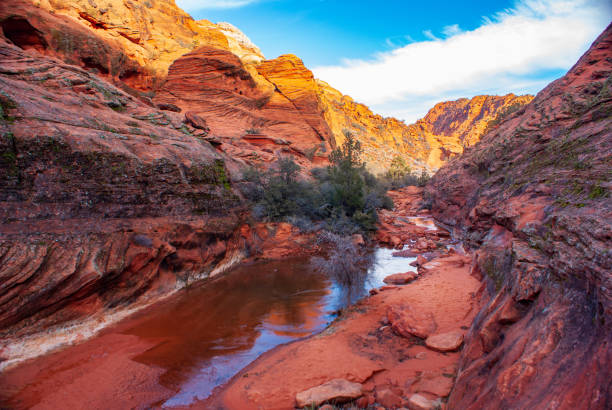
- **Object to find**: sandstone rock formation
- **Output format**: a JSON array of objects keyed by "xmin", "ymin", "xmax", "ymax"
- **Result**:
[
  {"xmin": 317, "ymin": 79, "xmax": 532, "ymax": 172},
  {"xmin": 0, "ymin": 0, "xmax": 527, "ymax": 175},
  {"xmin": 387, "ymin": 304, "xmax": 437, "ymax": 339},
  {"xmin": 0, "ymin": 3, "xmax": 574, "ymax": 402},
  {"xmin": 0, "ymin": 0, "xmax": 263, "ymax": 89},
  {"xmin": 153, "ymin": 49, "xmax": 333, "ymax": 170},
  {"xmin": 425, "ymin": 332, "xmax": 464, "ymax": 352},
  {"xmin": 419, "ymin": 94, "xmax": 534, "ymax": 147},
  {"xmin": 0, "ymin": 31, "xmax": 315, "ymax": 368},
  {"xmin": 426, "ymin": 24, "xmax": 612, "ymax": 409},
  {"xmin": 383, "ymin": 272, "xmax": 418, "ymax": 285}
]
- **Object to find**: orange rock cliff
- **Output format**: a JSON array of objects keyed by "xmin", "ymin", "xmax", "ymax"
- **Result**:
[
  {"xmin": 2, "ymin": 2, "xmax": 606, "ymax": 409},
  {"xmin": 0, "ymin": 0, "xmax": 531, "ymax": 173}
]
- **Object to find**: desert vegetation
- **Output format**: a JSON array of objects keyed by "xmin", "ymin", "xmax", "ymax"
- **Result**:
[
  {"xmin": 311, "ymin": 231, "xmax": 374, "ymax": 302},
  {"xmin": 381, "ymin": 155, "xmax": 431, "ymax": 189},
  {"xmin": 239, "ymin": 131, "xmax": 393, "ymax": 235}
]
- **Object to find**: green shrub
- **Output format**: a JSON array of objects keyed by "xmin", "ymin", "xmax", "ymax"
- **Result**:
[{"xmin": 240, "ymin": 131, "xmax": 393, "ymax": 234}]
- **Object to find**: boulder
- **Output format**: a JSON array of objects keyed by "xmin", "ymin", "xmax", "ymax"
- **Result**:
[
  {"xmin": 383, "ymin": 272, "xmax": 418, "ymax": 285},
  {"xmin": 415, "ymin": 376, "xmax": 454, "ymax": 397},
  {"xmin": 376, "ymin": 388, "xmax": 403, "ymax": 408},
  {"xmin": 425, "ymin": 332, "xmax": 464, "ymax": 352},
  {"xmin": 407, "ymin": 394, "xmax": 436, "ymax": 410},
  {"xmin": 387, "ymin": 305, "xmax": 437, "ymax": 339},
  {"xmin": 376, "ymin": 389, "xmax": 403, "ymax": 409},
  {"xmin": 295, "ymin": 379, "xmax": 363, "ymax": 408}
]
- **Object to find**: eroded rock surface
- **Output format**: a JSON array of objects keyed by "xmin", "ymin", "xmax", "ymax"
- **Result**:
[
  {"xmin": 426, "ymin": 24, "xmax": 612, "ymax": 409},
  {"xmin": 0, "ymin": 35, "xmax": 316, "ymax": 367}
]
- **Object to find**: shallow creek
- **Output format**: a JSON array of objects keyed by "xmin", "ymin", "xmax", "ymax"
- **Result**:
[
  {"xmin": 1, "ymin": 244, "xmax": 420, "ymax": 408},
  {"xmin": 134, "ymin": 249, "xmax": 416, "ymax": 407}
]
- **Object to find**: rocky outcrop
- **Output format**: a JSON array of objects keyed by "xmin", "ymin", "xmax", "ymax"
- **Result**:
[
  {"xmin": 154, "ymin": 49, "xmax": 333, "ymax": 170},
  {"xmin": 0, "ymin": 36, "xmax": 316, "ymax": 367},
  {"xmin": 0, "ymin": 0, "xmax": 263, "ymax": 90},
  {"xmin": 418, "ymin": 94, "xmax": 534, "ymax": 147},
  {"xmin": 426, "ymin": 24, "xmax": 611, "ymax": 409},
  {"xmin": 316, "ymin": 79, "xmax": 532, "ymax": 172},
  {"xmin": 295, "ymin": 379, "xmax": 363, "ymax": 408}
]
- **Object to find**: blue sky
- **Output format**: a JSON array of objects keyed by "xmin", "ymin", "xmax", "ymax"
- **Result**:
[{"xmin": 177, "ymin": 0, "xmax": 611, "ymax": 122}]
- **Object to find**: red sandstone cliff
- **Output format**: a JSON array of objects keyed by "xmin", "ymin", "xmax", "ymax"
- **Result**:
[
  {"xmin": 0, "ymin": 27, "xmax": 315, "ymax": 367},
  {"xmin": 0, "ymin": 0, "xmax": 263, "ymax": 90},
  {"xmin": 0, "ymin": 0, "xmax": 548, "ymax": 380},
  {"xmin": 426, "ymin": 24, "xmax": 612, "ymax": 409},
  {"xmin": 317, "ymin": 81, "xmax": 533, "ymax": 172},
  {"xmin": 0, "ymin": 0, "xmax": 527, "ymax": 174}
]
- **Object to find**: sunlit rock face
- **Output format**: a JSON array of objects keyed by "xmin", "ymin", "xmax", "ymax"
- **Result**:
[
  {"xmin": 0, "ymin": 0, "xmax": 527, "ymax": 174},
  {"xmin": 0, "ymin": 0, "xmax": 547, "ymax": 374},
  {"xmin": 0, "ymin": 30, "xmax": 317, "ymax": 355},
  {"xmin": 316, "ymin": 79, "xmax": 532, "ymax": 173},
  {"xmin": 0, "ymin": 0, "xmax": 263, "ymax": 90},
  {"xmin": 426, "ymin": 24, "xmax": 612, "ymax": 409}
]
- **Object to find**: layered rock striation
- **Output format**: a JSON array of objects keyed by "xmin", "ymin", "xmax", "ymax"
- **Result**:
[
  {"xmin": 0, "ymin": 34, "xmax": 314, "ymax": 368},
  {"xmin": 316, "ymin": 80, "xmax": 532, "ymax": 172},
  {"xmin": 0, "ymin": 0, "xmax": 263, "ymax": 90},
  {"xmin": 426, "ymin": 24, "xmax": 612, "ymax": 409}
]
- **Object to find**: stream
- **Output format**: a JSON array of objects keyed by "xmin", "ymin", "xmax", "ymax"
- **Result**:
[
  {"xmin": 132, "ymin": 248, "xmax": 417, "ymax": 407},
  {"xmin": 0, "ymin": 243, "xmax": 421, "ymax": 408}
]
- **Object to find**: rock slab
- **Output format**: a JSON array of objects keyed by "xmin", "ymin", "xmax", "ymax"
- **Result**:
[
  {"xmin": 425, "ymin": 331, "xmax": 464, "ymax": 352},
  {"xmin": 383, "ymin": 272, "xmax": 418, "ymax": 285},
  {"xmin": 387, "ymin": 305, "xmax": 437, "ymax": 339},
  {"xmin": 407, "ymin": 394, "xmax": 437, "ymax": 410},
  {"xmin": 295, "ymin": 379, "xmax": 363, "ymax": 408}
]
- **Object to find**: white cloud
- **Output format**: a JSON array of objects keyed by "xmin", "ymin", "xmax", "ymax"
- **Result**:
[
  {"xmin": 313, "ymin": 0, "xmax": 611, "ymax": 122},
  {"xmin": 176, "ymin": 0, "xmax": 259, "ymax": 10},
  {"xmin": 442, "ymin": 24, "xmax": 462, "ymax": 37}
]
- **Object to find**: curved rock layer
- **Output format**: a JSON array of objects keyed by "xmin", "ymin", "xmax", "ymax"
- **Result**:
[
  {"xmin": 426, "ymin": 24, "xmax": 612, "ymax": 409},
  {"xmin": 316, "ymin": 79, "xmax": 532, "ymax": 172},
  {"xmin": 0, "ymin": 35, "xmax": 316, "ymax": 367},
  {"xmin": 153, "ymin": 48, "xmax": 333, "ymax": 171},
  {"xmin": 0, "ymin": 0, "xmax": 263, "ymax": 89}
]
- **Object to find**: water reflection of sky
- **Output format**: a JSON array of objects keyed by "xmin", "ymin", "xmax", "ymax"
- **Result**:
[{"xmin": 124, "ymin": 248, "xmax": 418, "ymax": 407}]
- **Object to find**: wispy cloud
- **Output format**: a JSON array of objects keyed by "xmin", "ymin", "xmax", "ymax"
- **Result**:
[
  {"xmin": 176, "ymin": 0, "xmax": 259, "ymax": 10},
  {"xmin": 313, "ymin": 0, "xmax": 611, "ymax": 122}
]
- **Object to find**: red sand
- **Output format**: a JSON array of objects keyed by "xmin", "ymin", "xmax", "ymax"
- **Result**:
[{"xmin": 204, "ymin": 253, "xmax": 481, "ymax": 409}]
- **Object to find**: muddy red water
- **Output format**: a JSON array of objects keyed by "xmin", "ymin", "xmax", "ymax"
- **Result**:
[
  {"xmin": 0, "ymin": 258, "xmax": 340, "ymax": 409},
  {"xmin": 0, "ymin": 244, "xmax": 419, "ymax": 409}
]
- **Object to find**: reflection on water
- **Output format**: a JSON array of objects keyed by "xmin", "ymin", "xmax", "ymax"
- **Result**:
[
  {"xmin": 122, "ymin": 258, "xmax": 338, "ymax": 406},
  {"xmin": 367, "ymin": 247, "xmax": 417, "ymax": 287},
  {"xmin": 121, "ymin": 250, "xmax": 416, "ymax": 407}
]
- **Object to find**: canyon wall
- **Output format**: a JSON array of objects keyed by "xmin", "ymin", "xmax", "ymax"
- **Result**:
[
  {"xmin": 0, "ymin": 0, "xmax": 530, "ymax": 174},
  {"xmin": 426, "ymin": 24, "xmax": 611, "ymax": 409},
  {"xmin": 0, "ymin": 31, "xmax": 316, "ymax": 368},
  {"xmin": 318, "ymin": 84, "xmax": 533, "ymax": 172},
  {"xmin": 0, "ymin": 0, "xmax": 263, "ymax": 89},
  {"xmin": 1, "ymin": 0, "xmax": 538, "ymax": 371}
]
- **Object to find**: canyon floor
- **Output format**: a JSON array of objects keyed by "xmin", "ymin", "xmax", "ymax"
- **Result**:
[{"xmin": 0, "ymin": 187, "xmax": 480, "ymax": 409}]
